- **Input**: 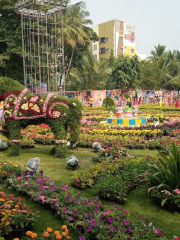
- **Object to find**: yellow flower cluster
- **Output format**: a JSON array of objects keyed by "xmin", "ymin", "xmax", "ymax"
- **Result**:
[{"xmin": 89, "ymin": 128, "xmax": 161, "ymax": 136}]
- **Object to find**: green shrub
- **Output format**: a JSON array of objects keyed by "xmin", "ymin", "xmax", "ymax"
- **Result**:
[{"xmin": 103, "ymin": 96, "xmax": 115, "ymax": 111}]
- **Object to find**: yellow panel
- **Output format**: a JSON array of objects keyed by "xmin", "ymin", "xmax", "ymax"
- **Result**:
[
  {"xmin": 136, "ymin": 118, "xmax": 142, "ymax": 125},
  {"xmin": 112, "ymin": 118, "xmax": 117, "ymax": 124},
  {"xmin": 123, "ymin": 118, "xmax": 129, "ymax": 126},
  {"xmin": 124, "ymin": 46, "xmax": 136, "ymax": 57}
]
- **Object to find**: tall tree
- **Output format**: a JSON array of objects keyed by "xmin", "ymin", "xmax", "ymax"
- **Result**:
[
  {"xmin": 69, "ymin": 51, "xmax": 111, "ymax": 90},
  {"xmin": 0, "ymin": 0, "xmax": 23, "ymax": 82},
  {"xmin": 112, "ymin": 55, "xmax": 142, "ymax": 89}
]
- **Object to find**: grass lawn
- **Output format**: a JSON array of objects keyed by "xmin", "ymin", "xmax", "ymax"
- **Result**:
[{"xmin": 1, "ymin": 146, "xmax": 180, "ymax": 239}]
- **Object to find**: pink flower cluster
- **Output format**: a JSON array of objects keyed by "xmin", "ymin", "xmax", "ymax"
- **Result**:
[{"xmin": 173, "ymin": 189, "xmax": 180, "ymax": 194}]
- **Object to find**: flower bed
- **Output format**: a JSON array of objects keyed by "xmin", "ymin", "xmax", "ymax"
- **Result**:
[{"xmin": 4, "ymin": 166, "xmax": 167, "ymax": 240}]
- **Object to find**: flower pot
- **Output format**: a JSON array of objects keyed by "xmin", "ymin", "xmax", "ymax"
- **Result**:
[
  {"xmin": 129, "ymin": 145, "xmax": 135, "ymax": 149},
  {"xmin": 12, "ymin": 228, "xmax": 24, "ymax": 240},
  {"xmin": 156, "ymin": 146, "xmax": 162, "ymax": 150},
  {"xmin": 149, "ymin": 146, "xmax": 156, "ymax": 150},
  {"xmin": 3, "ymin": 232, "xmax": 13, "ymax": 240},
  {"xmin": 24, "ymin": 224, "xmax": 34, "ymax": 232},
  {"xmin": 116, "ymin": 112, "xmax": 121, "ymax": 117}
]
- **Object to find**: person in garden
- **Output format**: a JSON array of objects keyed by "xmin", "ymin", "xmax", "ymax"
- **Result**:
[
  {"xmin": 0, "ymin": 101, "xmax": 4, "ymax": 121},
  {"xmin": 89, "ymin": 95, "xmax": 93, "ymax": 107},
  {"xmin": 176, "ymin": 97, "xmax": 180, "ymax": 108},
  {"xmin": 99, "ymin": 98, "xmax": 102, "ymax": 106},
  {"xmin": 145, "ymin": 96, "xmax": 148, "ymax": 105}
]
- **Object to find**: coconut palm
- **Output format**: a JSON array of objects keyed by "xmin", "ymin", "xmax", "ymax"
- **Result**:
[
  {"xmin": 58, "ymin": 1, "xmax": 93, "ymax": 78},
  {"xmin": 70, "ymin": 51, "xmax": 112, "ymax": 90}
]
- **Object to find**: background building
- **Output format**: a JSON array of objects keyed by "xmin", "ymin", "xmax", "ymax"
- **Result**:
[{"xmin": 92, "ymin": 19, "xmax": 136, "ymax": 60}]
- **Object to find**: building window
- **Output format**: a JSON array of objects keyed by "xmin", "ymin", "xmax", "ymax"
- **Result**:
[
  {"xmin": 104, "ymin": 37, "xmax": 109, "ymax": 43},
  {"xmin": 131, "ymin": 38, "xmax": 134, "ymax": 43},
  {"xmin": 100, "ymin": 48, "xmax": 109, "ymax": 54},
  {"xmin": 100, "ymin": 37, "xmax": 109, "ymax": 43},
  {"xmin": 120, "ymin": 48, "xmax": 123, "ymax": 53},
  {"xmin": 130, "ymin": 49, "xmax": 134, "ymax": 53},
  {"xmin": 120, "ymin": 37, "xmax": 123, "ymax": 42},
  {"xmin": 100, "ymin": 48, "xmax": 105, "ymax": 54},
  {"xmin": 93, "ymin": 44, "xmax": 97, "ymax": 51},
  {"xmin": 93, "ymin": 54, "xmax": 97, "ymax": 60}
]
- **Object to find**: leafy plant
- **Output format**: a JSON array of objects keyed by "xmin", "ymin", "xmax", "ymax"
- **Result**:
[
  {"xmin": 147, "ymin": 143, "xmax": 180, "ymax": 206},
  {"xmin": 102, "ymin": 96, "xmax": 115, "ymax": 112}
]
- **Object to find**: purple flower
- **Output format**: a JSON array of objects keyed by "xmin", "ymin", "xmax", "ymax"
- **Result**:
[
  {"xmin": 63, "ymin": 208, "xmax": 67, "ymax": 213},
  {"xmin": 94, "ymin": 202, "xmax": 99, "ymax": 207},
  {"xmin": 50, "ymin": 179, "xmax": 54, "ymax": 185},
  {"xmin": 124, "ymin": 209, "xmax": 129, "ymax": 214},
  {"xmin": 72, "ymin": 198, "xmax": 76, "ymax": 203},
  {"xmin": 128, "ymin": 227, "xmax": 132, "ymax": 233},
  {"xmin": 94, "ymin": 208, "xmax": 98, "ymax": 213},
  {"xmin": 87, "ymin": 227, "xmax": 92, "ymax": 232},
  {"xmin": 108, "ymin": 217, "xmax": 114, "ymax": 223},
  {"xmin": 138, "ymin": 215, "xmax": 143, "ymax": 218},
  {"xmin": 40, "ymin": 170, "xmax": 43, "ymax": 177},
  {"xmin": 39, "ymin": 186, "xmax": 43, "ymax": 190},
  {"xmin": 84, "ymin": 201, "xmax": 89, "ymax": 205},
  {"xmin": 153, "ymin": 227, "xmax": 157, "ymax": 233},
  {"xmin": 80, "ymin": 237, "xmax": 86, "ymax": 240},
  {"xmin": 73, "ymin": 211, "xmax": 77, "ymax": 215},
  {"xmin": 90, "ymin": 219, "xmax": 96, "ymax": 226},
  {"xmin": 109, "ymin": 225, "xmax": 114, "ymax": 230},
  {"xmin": 124, "ymin": 220, "xmax": 129, "ymax": 226},
  {"xmin": 116, "ymin": 207, "xmax": 121, "ymax": 211},
  {"xmin": 37, "ymin": 178, "xmax": 41, "ymax": 181}
]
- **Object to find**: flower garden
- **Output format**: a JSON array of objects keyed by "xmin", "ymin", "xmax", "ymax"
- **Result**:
[{"xmin": 0, "ymin": 105, "xmax": 180, "ymax": 240}]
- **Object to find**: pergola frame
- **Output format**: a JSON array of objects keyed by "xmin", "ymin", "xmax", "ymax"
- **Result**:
[{"xmin": 15, "ymin": 0, "xmax": 67, "ymax": 94}]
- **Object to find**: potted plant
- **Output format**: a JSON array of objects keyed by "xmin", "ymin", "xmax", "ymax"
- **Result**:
[{"xmin": 11, "ymin": 213, "xmax": 26, "ymax": 240}]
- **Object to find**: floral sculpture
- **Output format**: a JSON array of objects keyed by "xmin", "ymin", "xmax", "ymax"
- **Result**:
[{"xmin": 0, "ymin": 77, "xmax": 82, "ymax": 157}]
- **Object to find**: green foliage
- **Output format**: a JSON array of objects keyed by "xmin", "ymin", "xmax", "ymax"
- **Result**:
[
  {"xmin": 0, "ymin": 77, "xmax": 24, "ymax": 96},
  {"xmin": 112, "ymin": 55, "xmax": 142, "ymax": 89},
  {"xmin": 142, "ymin": 45, "xmax": 180, "ymax": 90},
  {"xmin": 70, "ymin": 51, "xmax": 111, "ymax": 90},
  {"xmin": 0, "ymin": 0, "xmax": 23, "ymax": 82},
  {"xmin": 0, "ymin": 78, "xmax": 82, "ymax": 157},
  {"xmin": 147, "ymin": 142, "xmax": 180, "ymax": 206},
  {"xmin": 103, "ymin": 96, "xmax": 115, "ymax": 111}
]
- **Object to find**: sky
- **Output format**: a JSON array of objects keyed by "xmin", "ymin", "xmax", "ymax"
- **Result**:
[{"xmin": 70, "ymin": 0, "xmax": 180, "ymax": 56}]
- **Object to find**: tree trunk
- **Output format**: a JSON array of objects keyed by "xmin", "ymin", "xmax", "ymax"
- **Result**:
[{"xmin": 66, "ymin": 47, "xmax": 75, "ymax": 79}]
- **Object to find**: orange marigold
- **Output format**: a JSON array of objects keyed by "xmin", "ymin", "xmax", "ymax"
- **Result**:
[
  {"xmin": 43, "ymin": 232, "xmax": 49, "ymax": 237},
  {"xmin": 66, "ymin": 237, "xmax": 70, "ymax": 240},
  {"xmin": 61, "ymin": 225, "xmax": 67, "ymax": 230},
  {"xmin": 56, "ymin": 235, "xmax": 62, "ymax": 240},
  {"xmin": 62, "ymin": 232, "xmax": 67, "ymax": 237},
  {"xmin": 26, "ymin": 231, "xmax": 33, "ymax": 237},
  {"xmin": 54, "ymin": 231, "xmax": 60, "ymax": 235},
  {"xmin": 13, "ymin": 238, "xmax": 19, "ymax": 240},
  {"xmin": 31, "ymin": 233, "xmax": 37, "ymax": 239},
  {"xmin": 46, "ymin": 228, "xmax": 53, "ymax": 233}
]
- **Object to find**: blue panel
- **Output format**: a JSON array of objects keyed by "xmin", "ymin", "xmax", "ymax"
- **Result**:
[
  {"xmin": 117, "ymin": 119, "xmax": 123, "ymax": 124},
  {"xmin": 108, "ymin": 118, "xmax": 112, "ymax": 124},
  {"xmin": 141, "ymin": 118, "xmax": 146, "ymax": 124},
  {"xmin": 129, "ymin": 119, "xmax": 136, "ymax": 125}
]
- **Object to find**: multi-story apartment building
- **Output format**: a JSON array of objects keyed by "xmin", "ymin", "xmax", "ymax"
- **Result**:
[{"xmin": 92, "ymin": 19, "xmax": 136, "ymax": 60}]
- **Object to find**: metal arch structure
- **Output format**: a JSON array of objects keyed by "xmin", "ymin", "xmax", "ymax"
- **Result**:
[{"xmin": 15, "ymin": 0, "xmax": 68, "ymax": 94}]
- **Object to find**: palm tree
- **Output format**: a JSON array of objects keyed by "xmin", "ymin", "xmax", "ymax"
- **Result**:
[
  {"xmin": 151, "ymin": 44, "xmax": 167, "ymax": 59},
  {"xmin": 60, "ymin": 1, "xmax": 93, "ymax": 78},
  {"xmin": 70, "ymin": 51, "xmax": 112, "ymax": 90}
]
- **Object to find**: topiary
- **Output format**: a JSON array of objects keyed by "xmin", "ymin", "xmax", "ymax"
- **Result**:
[{"xmin": 103, "ymin": 96, "xmax": 115, "ymax": 112}]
